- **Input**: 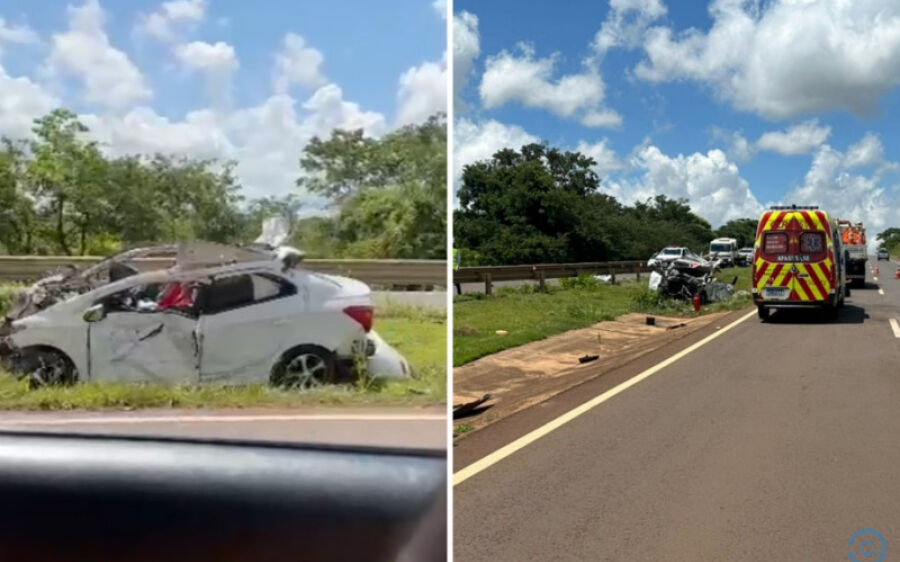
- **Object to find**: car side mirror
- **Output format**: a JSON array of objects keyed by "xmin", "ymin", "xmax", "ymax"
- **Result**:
[{"xmin": 83, "ymin": 304, "xmax": 106, "ymax": 323}]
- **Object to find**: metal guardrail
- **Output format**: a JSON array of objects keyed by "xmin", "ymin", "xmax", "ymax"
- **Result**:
[
  {"xmin": 0, "ymin": 256, "xmax": 447, "ymax": 290},
  {"xmin": 453, "ymin": 260, "xmax": 652, "ymax": 294}
]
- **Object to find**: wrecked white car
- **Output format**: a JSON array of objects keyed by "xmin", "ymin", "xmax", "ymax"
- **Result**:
[{"xmin": 0, "ymin": 240, "xmax": 411, "ymax": 388}]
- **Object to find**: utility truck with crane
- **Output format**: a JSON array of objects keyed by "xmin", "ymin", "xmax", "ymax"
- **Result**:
[{"xmin": 838, "ymin": 220, "xmax": 867, "ymax": 288}]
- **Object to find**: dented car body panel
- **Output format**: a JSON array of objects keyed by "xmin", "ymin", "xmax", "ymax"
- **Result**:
[{"xmin": 1, "ymin": 241, "xmax": 411, "ymax": 385}]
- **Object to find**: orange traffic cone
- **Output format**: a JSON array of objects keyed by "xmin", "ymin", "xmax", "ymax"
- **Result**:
[
  {"xmin": 875, "ymin": 265, "xmax": 880, "ymax": 276},
  {"xmin": 895, "ymin": 267, "xmax": 900, "ymax": 279}
]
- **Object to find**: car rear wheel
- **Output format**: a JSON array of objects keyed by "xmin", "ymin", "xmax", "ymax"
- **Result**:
[
  {"xmin": 270, "ymin": 345, "xmax": 336, "ymax": 390},
  {"xmin": 757, "ymin": 305, "xmax": 768, "ymax": 321}
]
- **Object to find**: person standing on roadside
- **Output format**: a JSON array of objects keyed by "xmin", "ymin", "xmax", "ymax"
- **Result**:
[{"xmin": 453, "ymin": 247, "xmax": 461, "ymax": 295}]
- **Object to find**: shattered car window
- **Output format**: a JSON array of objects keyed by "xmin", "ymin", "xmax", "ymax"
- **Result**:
[{"xmin": 201, "ymin": 275, "xmax": 256, "ymax": 314}]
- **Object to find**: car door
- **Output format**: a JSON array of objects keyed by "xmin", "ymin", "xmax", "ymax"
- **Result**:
[
  {"xmin": 88, "ymin": 301, "xmax": 200, "ymax": 383},
  {"xmin": 196, "ymin": 272, "xmax": 300, "ymax": 383}
]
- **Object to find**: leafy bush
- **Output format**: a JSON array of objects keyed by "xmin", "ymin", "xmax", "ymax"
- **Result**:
[
  {"xmin": 0, "ymin": 284, "xmax": 23, "ymax": 316},
  {"xmin": 560, "ymin": 274, "xmax": 609, "ymax": 291}
]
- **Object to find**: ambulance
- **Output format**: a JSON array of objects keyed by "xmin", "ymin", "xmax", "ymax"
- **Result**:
[{"xmin": 753, "ymin": 205, "xmax": 847, "ymax": 321}]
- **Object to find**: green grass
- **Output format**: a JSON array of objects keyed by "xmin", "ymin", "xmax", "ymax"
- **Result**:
[
  {"xmin": 0, "ymin": 283, "xmax": 24, "ymax": 316},
  {"xmin": 0, "ymin": 285, "xmax": 446, "ymax": 410},
  {"xmin": 454, "ymin": 424, "xmax": 473, "ymax": 437},
  {"xmin": 453, "ymin": 267, "xmax": 753, "ymax": 366}
]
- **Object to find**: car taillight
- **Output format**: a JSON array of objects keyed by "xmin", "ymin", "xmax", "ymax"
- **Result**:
[{"xmin": 343, "ymin": 306, "xmax": 373, "ymax": 332}]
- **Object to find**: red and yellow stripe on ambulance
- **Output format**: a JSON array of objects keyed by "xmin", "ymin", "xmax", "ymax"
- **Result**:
[{"xmin": 753, "ymin": 209, "xmax": 835, "ymax": 303}]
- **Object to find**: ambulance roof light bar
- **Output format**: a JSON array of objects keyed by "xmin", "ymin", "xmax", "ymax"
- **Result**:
[{"xmin": 768, "ymin": 204, "xmax": 819, "ymax": 210}]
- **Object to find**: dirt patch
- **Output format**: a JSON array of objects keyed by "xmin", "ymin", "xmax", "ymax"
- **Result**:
[{"xmin": 453, "ymin": 312, "xmax": 731, "ymax": 434}]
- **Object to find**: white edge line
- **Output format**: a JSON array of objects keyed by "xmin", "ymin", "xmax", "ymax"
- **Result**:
[
  {"xmin": 879, "ymin": 288, "xmax": 885, "ymax": 295},
  {"xmin": 453, "ymin": 309, "xmax": 757, "ymax": 486},
  {"xmin": 890, "ymin": 319, "xmax": 900, "ymax": 339},
  {"xmin": 0, "ymin": 414, "xmax": 446, "ymax": 426}
]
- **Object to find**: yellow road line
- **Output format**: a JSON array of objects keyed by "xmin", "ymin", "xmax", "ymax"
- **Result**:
[{"xmin": 453, "ymin": 309, "xmax": 757, "ymax": 486}]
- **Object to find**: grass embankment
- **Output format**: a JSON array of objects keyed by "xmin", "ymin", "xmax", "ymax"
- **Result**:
[
  {"xmin": 0, "ymin": 286, "xmax": 446, "ymax": 410},
  {"xmin": 454, "ymin": 267, "xmax": 752, "ymax": 366}
]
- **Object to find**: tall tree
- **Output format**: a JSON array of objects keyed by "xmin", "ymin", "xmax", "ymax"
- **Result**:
[
  {"xmin": 26, "ymin": 109, "xmax": 103, "ymax": 255},
  {"xmin": 296, "ymin": 113, "xmax": 446, "ymax": 259},
  {"xmin": 455, "ymin": 145, "xmax": 718, "ymax": 265},
  {"xmin": 714, "ymin": 218, "xmax": 758, "ymax": 248}
]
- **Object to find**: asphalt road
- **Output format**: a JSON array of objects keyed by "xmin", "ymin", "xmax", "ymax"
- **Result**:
[
  {"xmin": 0, "ymin": 407, "xmax": 447, "ymax": 450},
  {"xmin": 454, "ymin": 258, "xmax": 900, "ymax": 561}
]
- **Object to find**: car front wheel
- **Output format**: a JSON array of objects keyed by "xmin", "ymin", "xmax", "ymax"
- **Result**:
[
  {"xmin": 13, "ymin": 348, "xmax": 77, "ymax": 388},
  {"xmin": 270, "ymin": 345, "xmax": 336, "ymax": 390}
]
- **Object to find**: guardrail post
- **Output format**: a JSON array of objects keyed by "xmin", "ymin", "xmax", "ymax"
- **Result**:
[
  {"xmin": 484, "ymin": 272, "xmax": 493, "ymax": 295},
  {"xmin": 635, "ymin": 264, "xmax": 641, "ymax": 281},
  {"xmin": 610, "ymin": 268, "xmax": 616, "ymax": 285},
  {"xmin": 538, "ymin": 270, "xmax": 546, "ymax": 292}
]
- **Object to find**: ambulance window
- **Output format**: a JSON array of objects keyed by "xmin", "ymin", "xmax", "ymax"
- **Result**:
[
  {"xmin": 800, "ymin": 232, "xmax": 825, "ymax": 253},
  {"xmin": 764, "ymin": 233, "xmax": 787, "ymax": 253}
]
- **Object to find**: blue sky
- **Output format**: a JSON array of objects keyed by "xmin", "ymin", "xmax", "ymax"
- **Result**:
[
  {"xmin": 453, "ymin": 0, "xmax": 900, "ymax": 235},
  {"xmin": 0, "ymin": 0, "xmax": 447, "ymax": 207}
]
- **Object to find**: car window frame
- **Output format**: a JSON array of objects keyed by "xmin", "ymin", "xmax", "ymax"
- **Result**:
[
  {"xmin": 197, "ymin": 272, "xmax": 298, "ymax": 316},
  {"xmin": 92, "ymin": 280, "xmax": 201, "ymax": 319}
]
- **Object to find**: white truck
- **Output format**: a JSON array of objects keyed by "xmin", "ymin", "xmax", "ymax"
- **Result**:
[
  {"xmin": 838, "ymin": 220, "xmax": 868, "ymax": 288},
  {"xmin": 708, "ymin": 237, "xmax": 738, "ymax": 267}
]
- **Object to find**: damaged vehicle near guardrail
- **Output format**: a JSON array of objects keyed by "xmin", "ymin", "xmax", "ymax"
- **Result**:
[
  {"xmin": 0, "ymin": 237, "xmax": 411, "ymax": 388},
  {"xmin": 647, "ymin": 254, "xmax": 736, "ymax": 303}
]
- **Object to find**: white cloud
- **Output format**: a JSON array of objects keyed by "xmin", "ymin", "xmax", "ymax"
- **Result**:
[
  {"xmin": 0, "ymin": 17, "xmax": 39, "ymax": 49},
  {"xmin": 593, "ymin": 0, "xmax": 666, "ymax": 54},
  {"xmin": 728, "ymin": 132, "xmax": 753, "ymax": 163},
  {"xmin": 81, "ymin": 106, "xmax": 229, "ymax": 159},
  {"xmin": 782, "ymin": 140, "xmax": 900, "ymax": 238},
  {"xmin": 396, "ymin": 57, "xmax": 447, "ymax": 126},
  {"xmin": 136, "ymin": 0, "xmax": 206, "ymax": 43},
  {"xmin": 79, "ymin": 84, "xmax": 385, "ymax": 202},
  {"xmin": 174, "ymin": 40, "xmax": 238, "ymax": 105},
  {"xmin": 844, "ymin": 132, "xmax": 887, "ymax": 169},
  {"xmin": 453, "ymin": 11, "xmax": 480, "ymax": 100},
  {"xmin": 756, "ymin": 119, "xmax": 831, "ymax": 155},
  {"xmin": 0, "ymin": 65, "xmax": 59, "ymax": 139},
  {"xmin": 432, "ymin": 0, "xmax": 447, "ymax": 19},
  {"xmin": 605, "ymin": 145, "xmax": 763, "ymax": 227},
  {"xmin": 581, "ymin": 109, "xmax": 622, "ymax": 129},
  {"xmin": 174, "ymin": 40, "xmax": 237, "ymax": 73},
  {"xmin": 575, "ymin": 139, "xmax": 622, "ymax": 177},
  {"xmin": 479, "ymin": 44, "xmax": 621, "ymax": 127},
  {"xmin": 272, "ymin": 33, "xmax": 326, "ymax": 93},
  {"xmin": 45, "ymin": 0, "xmax": 151, "ymax": 108},
  {"xmin": 453, "ymin": 118, "xmax": 538, "ymax": 189},
  {"xmin": 634, "ymin": 0, "xmax": 900, "ymax": 119},
  {"xmin": 300, "ymin": 83, "xmax": 386, "ymax": 139}
]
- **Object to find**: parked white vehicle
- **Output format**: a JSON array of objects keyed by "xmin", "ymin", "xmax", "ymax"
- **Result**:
[
  {"xmin": 0, "ymin": 242, "xmax": 410, "ymax": 388},
  {"xmin": 708, "ymin": 238, "xmax": 738, "ymax": 267},
  {"xmin": 647, "ymin": 247, "xmax": 689, "ymax": 267}
]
